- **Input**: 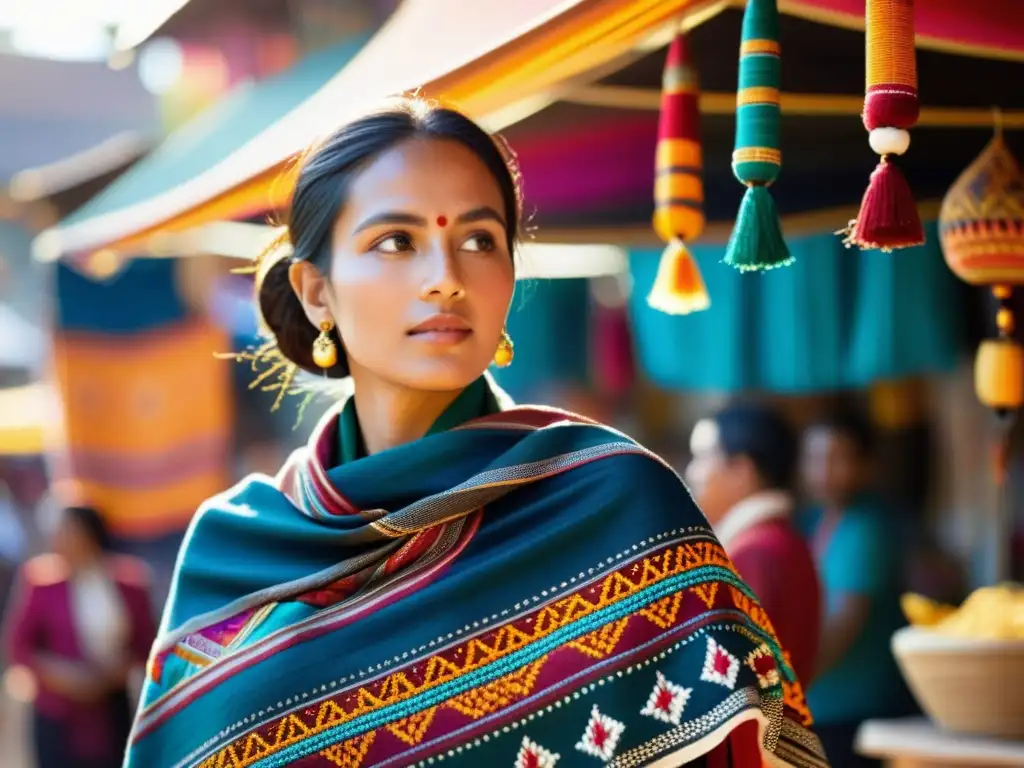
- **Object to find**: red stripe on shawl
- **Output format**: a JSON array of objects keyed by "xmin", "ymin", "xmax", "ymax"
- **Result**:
[{"xmin": 383, "ymin": 526, "xmax": 445, "ymax": 576}]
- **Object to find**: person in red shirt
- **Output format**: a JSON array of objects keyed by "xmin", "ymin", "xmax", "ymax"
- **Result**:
[{"xmin": 686, "ymin": 402, "xmax": 822, "ymax": 685}]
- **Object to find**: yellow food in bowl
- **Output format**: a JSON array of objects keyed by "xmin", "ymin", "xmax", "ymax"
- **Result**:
[{"xmin": 901, "ymin": 583, "xmax": 1024, "ymax": 641}]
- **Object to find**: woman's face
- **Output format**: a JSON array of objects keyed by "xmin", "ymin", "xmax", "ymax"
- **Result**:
[
  {"xmin": 801, "ymin": 427, "xmax": 863, "ymax": 506},
  {"xmin": 292, "ymin": 137, "xmax": 515, "ymax": 392},
  {"xmin": 51, "ymin": 512, "xmax": 98, "ymax": 566}
]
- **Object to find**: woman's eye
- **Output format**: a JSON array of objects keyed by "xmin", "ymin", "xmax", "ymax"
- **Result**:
[
  {"xmin": 462, "ymin": 233, "xmax": 496, "ymax": 252},
  {"xmin": 375, "ymin": 233, "xmax": 414, "ymax": 253}
]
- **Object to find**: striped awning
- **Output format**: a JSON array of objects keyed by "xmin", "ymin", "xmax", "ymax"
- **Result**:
[{"xmin": 35, "ymin": 0, "xmax": 701, "ymax": 260}]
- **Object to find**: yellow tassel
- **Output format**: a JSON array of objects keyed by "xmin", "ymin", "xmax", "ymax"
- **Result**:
[
  {"xmin": 646, "ymin": 239, "xmax": 710, "ymax": 315},
  {"xmin": 975, "ymin": 337, "xmax": 1024, "ymax": 412}
]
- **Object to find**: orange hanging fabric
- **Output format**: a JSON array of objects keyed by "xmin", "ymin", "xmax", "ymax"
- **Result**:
[{"xmin": 648, "ymin": 28, "xmax": 709, "ymax": 315}]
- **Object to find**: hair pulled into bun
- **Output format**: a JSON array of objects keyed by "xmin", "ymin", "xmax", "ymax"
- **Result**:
[
  {"xmin": 255, "ymin": 235, "xmax": 349, "ymax": 378},
  {"xmin": 249, "ymin": 98, "xmax": 523, "ymax": 384}
]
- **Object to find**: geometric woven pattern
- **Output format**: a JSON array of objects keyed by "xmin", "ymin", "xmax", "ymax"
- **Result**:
[{"xmin": 198, "ymin": 541, "xmax": 758, "ymax": 767}]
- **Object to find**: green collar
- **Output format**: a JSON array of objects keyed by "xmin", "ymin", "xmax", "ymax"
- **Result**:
[{"xmin": 336, "ymin": 377, "xmax": 490, "ymax": 465}]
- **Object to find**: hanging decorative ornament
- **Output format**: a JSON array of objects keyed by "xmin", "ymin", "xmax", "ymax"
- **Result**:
[
  {"xmin": 939, "ymin": 113, "xmax": 1024, "ymax": 415},
  {"xmin": 723, "ymin": 0, "xmax": 791, "ymax": 272},
  {"xmin": 841, "ymin": 0, "xmax": 924, "ymax": 252},
  {"xmin": 647, "ymin": 27, "xmax": 709, "ymax": 314}
]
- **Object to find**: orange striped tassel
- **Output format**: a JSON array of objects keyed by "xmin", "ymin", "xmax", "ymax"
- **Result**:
[{"xmin": 647, "ymin": 29, "xmax": 709, "ymax": 315}]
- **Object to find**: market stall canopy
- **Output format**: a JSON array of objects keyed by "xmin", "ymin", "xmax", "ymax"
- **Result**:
[
  {"xmin": 35, "ymin": 0, "xmax": 712, "ymax": 260},
  {"xmin": 476, "ymin": 1, "xmax": 1018, "ymax": 393},
  {"xmin": 34, "ymin": 33, "xmax": 370, "ymax": 261},
  {"xmin": 500, "ymin": 5, "xmax": 1024, "ymax": 237}
]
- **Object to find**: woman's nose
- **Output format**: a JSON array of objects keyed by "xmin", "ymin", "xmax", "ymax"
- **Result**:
[{"xmin": 420, "ymin": 245, "xmax": 466, "ymax": 302}]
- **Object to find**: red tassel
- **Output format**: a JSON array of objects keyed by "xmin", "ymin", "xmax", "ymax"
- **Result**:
[
  {"xmin": 844, "ymin": 157, "xmax": 924, "ymax": 251},
  {"xmin": 647, "ymin": 239, "xmax": 710, "ymax": 315}
]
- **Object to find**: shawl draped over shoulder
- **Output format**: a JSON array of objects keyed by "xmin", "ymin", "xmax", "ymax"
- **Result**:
[{"xmin": 127, "ymin": 377, "xmax": 827, "ymax": 768}]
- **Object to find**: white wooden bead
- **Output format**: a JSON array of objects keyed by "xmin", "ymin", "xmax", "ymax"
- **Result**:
[{"xmin": 869, "ymin": 127, "xmax": 911, "ymax": 156}]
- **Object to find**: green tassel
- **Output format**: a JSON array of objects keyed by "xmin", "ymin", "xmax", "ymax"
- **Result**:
[{"xmin": 723, "ymin": 185, "xmax": 792, "ymax": 272}]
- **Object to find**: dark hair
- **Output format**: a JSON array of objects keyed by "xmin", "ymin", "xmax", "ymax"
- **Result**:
[
  {"xmin": 64, "ymin": 505, "xmax": 112, "ymax": 552},
  {"xmin": 811, "ymin": 407, "xmax": 877, "ymax": 458},
  {"xmin": 257, "ymin": 99, "xmax": 523, "ymax": 377},
  {"xmin": 712, "ymin": 401, "xmax": 798, "ymax": 490}
]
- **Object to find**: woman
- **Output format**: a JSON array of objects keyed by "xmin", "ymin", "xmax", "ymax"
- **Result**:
[
  {"xmin": 2, "ymin": 505, "xmax": 156, "ymax": 768},
  {"xmin": 799, "ymin": 412, "xmax": 912, "ymax": 768},
  {"xmin": 127, "ymin": 100, "xmax": 827, "ymax": 768}
]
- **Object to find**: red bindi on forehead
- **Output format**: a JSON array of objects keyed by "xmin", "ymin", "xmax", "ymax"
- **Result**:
[{"xmin": 436, "ymin": 215, "xmax": 448, "ymax": 227}]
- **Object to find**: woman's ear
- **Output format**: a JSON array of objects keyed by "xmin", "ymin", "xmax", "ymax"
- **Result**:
[{"xmin": 288, "ymin": 261, "xmax": 333, "ymax": 327}]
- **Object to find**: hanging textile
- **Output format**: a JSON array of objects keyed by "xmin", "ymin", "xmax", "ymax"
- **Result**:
[
  {"xmin": 53, "ymin": 259, "xmax": 233, "ymax": 539},
  {"xmin": 489, "ymin": 278, "xmax": 591, "ymax": 402},
  {"xmin": 630, "ymin": 222, "xmax": 964, "ymax": 393}
]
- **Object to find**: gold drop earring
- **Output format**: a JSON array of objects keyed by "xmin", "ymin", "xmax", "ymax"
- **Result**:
[
  {"xmin": 493, "ymin": 328, "xmax": 514, "ymax": 368},
  {"xmin": 312, "ymin": 320, "xmax": 338, "ymax": 369}
]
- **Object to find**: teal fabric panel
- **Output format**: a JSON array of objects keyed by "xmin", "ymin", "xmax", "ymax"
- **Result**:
[
  {"xmin": 753, "ymin": 233, "xmax": 855, "ymax": 391},
  {"xmin": 629, "ymin": 221, "xmax": 965, "ymax": 393},
  {"xmin": 846, "ymin": 221, "xmax": 965, "ymax": 384},
  {"xmin": 61, "ymin": 36, "xmax": 369, "ymax": 227},
  {"xmin": 630, "ymin": 244, "xmax": 754, "ymax": 391},
  {"xmin": 489, "ymin": 278, "xmax": 591, "ymax": 401}
]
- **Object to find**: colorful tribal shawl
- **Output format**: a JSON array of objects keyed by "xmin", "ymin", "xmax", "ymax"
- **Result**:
[{"xmin": 127, "ymin": 377, "xmax": 828, "ymax": 768}]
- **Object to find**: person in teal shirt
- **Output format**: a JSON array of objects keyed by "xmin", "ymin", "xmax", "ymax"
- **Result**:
[{"xmin": 800, "ymin": 410, "xmax": 914, "ymax": 768}]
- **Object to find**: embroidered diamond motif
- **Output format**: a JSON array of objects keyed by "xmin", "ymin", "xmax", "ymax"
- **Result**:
[
  {"xmin": 575, "ymin": 705, "xmax": 625, "ymax": 761},
  {"xmin": 700, "ymin": 636, "xmax": 739, "ymax": 689},
  {"xmin": 745, "ymin": 644, "xmax": 780, "ymax": 689},
  {"xmin": 640, "ymin": 671, "xmax": 692, "ymax": 726},
  {"xmin": 515, "ymin": 736, "xmax": 560, "ymax": 768}
]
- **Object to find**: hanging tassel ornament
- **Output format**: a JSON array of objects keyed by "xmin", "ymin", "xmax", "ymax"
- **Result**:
[
  {"xmin": 648, "ymin": 29, "xmax": 709, "ymax": 314},
  {"xmin": 842, "ymin": 0, "xmax": 924, "ymax": 251},
  {"xmin": 975, "ymin": 287, "xmax": 1024, "ymax": 416},
  {"xmin": 724, "ymin": 0, "xmax": 791, "ymax": 272}
]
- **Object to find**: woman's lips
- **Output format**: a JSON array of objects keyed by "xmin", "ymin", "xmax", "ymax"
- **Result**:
[
  {"xmin": 410, "ymin": 329, "xmax": 472, "ymax": 345},
  {"xmin": 407, "ymin": 314, "xmax": 473, "ymax": 346}
]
